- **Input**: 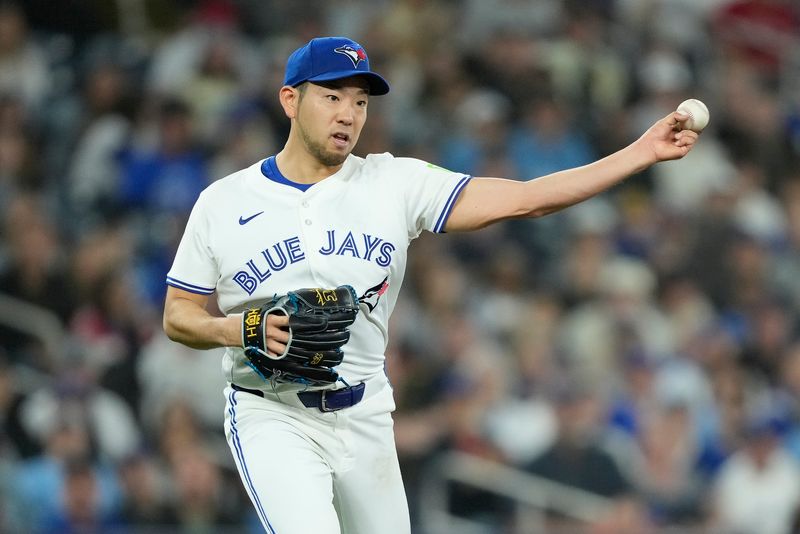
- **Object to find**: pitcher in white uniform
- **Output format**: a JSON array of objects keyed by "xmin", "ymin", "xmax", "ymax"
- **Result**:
[{"xmin": 162, "ymin": 36, "xmax": 701, "ymax": 534}]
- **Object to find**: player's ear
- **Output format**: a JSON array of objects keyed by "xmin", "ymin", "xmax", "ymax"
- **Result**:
[{"xmin": 279, "ymin": 85, "xmax": 301, "ymax": 119}]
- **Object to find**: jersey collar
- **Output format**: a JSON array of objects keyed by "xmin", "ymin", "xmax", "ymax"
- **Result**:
[
  {"xmin": 261, "ymin": 155, "xmax": 354, "ymax": 192},
  {"xmin": 261, "ymin": 156, "xmax": 314, "ymax": 192}
]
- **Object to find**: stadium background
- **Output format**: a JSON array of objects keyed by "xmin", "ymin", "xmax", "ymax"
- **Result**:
[{"xmin": 1, "ymin": 0, "xmax": 800, "ymax": 532}]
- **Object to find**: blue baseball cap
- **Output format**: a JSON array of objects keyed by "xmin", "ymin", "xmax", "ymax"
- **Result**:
[{"xmin": 283, "ymin": 36, "xmax": 390, "ymax": 96}]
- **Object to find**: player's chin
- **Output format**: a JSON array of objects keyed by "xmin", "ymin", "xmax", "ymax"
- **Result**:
[
  {"xmin": 327, "ymin": 141, "xmax": 355, "ymax": 159},
  {"xmin": 318, "ymin": 148, "xmax": 349, "ymax": 167}
]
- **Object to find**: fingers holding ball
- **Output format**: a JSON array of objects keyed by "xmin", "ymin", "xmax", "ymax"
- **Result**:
[{"xmin": 675, "ymin": 98, "xmax": 709, "ymax": 133}]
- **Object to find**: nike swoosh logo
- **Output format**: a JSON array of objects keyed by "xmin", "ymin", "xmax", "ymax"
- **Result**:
[{"xmin": 239, "ymin": 211, "xmax": 264, "ymax": 225}]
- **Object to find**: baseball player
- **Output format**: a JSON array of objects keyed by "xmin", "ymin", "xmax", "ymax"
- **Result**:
[{"xmin": 163, "ymin": 36, "xmax": 700, "ymax": 534}]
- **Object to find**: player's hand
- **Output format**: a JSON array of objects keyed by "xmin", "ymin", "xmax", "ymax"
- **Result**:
[
  {"xmin": 637, "ymin": 111, "xmax": 700, "ymax": 163},
  {"xmin": 264, "ymin": 313, "xmax": 290, "ymax": 356}
]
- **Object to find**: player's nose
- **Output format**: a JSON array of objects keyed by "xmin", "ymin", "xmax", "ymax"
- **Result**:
[
  {"xmin": 335, "ymin": 100, "xmax": 361, "ymax": 125},
  {"xmin": 336, "ymin": 107, "xmax": 354, "ymax": 125}
]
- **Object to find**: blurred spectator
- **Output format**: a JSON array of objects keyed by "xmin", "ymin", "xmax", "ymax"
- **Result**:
[
  {"xmin": 527, "ymin": 381, "xmax": 631, "ymax": 497},
  {"xmin": 631, "ymin": 399, "xmax": 706, "ymax": 525},
  {"xmin": 136, "ymin": 331, "xmax": 227, "ymax": 438},
  {"xmin": 543, "ymin": 10, "xmax": 630, "ymax": 118},
  {"xmin": 0, "ymin": 194, "xmax": 75, "ymax": 369},
  {"xmin": 54, "ymin": 62, "xmax": 135, "ymax": 229},
  {"xmin": 7, "ymin": 418, "xmax": 120, "ymax": 532},
  {"xmin": 694, "ymin": 352, "xmax": 749, "ymax": 476},
  {"xmin": 0, "ymin": 3, "xmax": 49, "ymax": 116},
  {"xmin": 549, "ymin": 199, "xmax": 616, "ymax": 307},
  {"xmin": 438, "ymin": 88, "xmax": 516, "ymax": 178},
  {"xmin": 208, "ymin": 105, "xmax": 278, "ymax": 180},
  {"xmin": 509, "ymin": 95, "xmax": 595, "ymax": 181},
  {"xmin": 69, "ymin": 266, "xmax": 156, "ymax": 418},
  {"xmin": 558, "ymin": 256, "xmax": 674, "ymax": 383},
  {"xmin": 658, "ymin": 275, "xmax": 718, "ymax": 354},
  {"xmin": 116, "ymin": 452, "xmax": 176, "ymax": 528},
  {"xmin": 0, "ymin": 96, "xmax": 42, "ymax": 199},
  {"xmin": 20, "ymin": 370, "xmax": 142, "ymax": 464},
  {"xmin": 711, "ymin": 409, "xmax": 800, "ymax": 534},
  {"xmin": 468, "ymin": 29, "xmax": 552, "ymax": 112},
  {"xmin": 116, "ymin": 97, "xmax": 208, "ymax": 217},
  {"xmin": 372, "ymin": 0, "xmax": 455, "ymax": 146},
  {"xmin": 166, "ymin": 444, "xmax": 242, "ymax": 530},
  {"xmin": 715, "ymin": 63, "xmax": 795, "ymax": 186},
  {"xmin": 145, "ymin": 0, "xmax": 260, "ymax": 98},
  {"xmin": 739, "ymin": 297, "xmax": 794, "ymax": 385},
  {"xmin": 525, "ymin": 379, "xmax": 647, "ymax": 532},
  {"xmin": 711, "ymin": 0, "xmax": 800, "ymax": 79},
  {"xmin": 180, "ymin": 33, "xmax": 245, "ymax": 147},
  {"xmin": 39, "ymin": 456, "xmax": 122, "ymax": 533},
  {"xmin": 155, "ymin": 400, "xmax": 210, "ymax": 469},
  {"xmin": 608, "ymin": 351, "xmax": 660, "ymax": 440}
]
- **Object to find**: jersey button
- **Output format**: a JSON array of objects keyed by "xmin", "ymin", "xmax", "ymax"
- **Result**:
[
  {"xmin": 302, "ymin": 200, "xmax": 309, "ymax": 208},
  {"xmin": 304, "ymin": 219, "xmax": 312, "ymax": 225}
]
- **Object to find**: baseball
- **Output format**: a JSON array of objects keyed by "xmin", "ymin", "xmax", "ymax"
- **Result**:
[{"xmin": 676, "ymin": 98, "xmax": 709, "ymax": 133}]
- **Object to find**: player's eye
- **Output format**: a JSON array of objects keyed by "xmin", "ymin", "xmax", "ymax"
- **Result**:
[
  {"xmin": 326, "ymin": 94, "xmax": 339, "ymax": 102},
  {"xmin": 357, "ymin": 99, "xmax": 368, "ymax": 107}
]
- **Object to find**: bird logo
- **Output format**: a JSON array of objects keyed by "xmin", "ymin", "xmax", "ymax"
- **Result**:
[
  {"xmin": 359, "ymin": 276, "xmax": 389, "ymax": 312},
  {"xmin": 334, "ymin": 45, "xmax": 367, "ymax": 68}
]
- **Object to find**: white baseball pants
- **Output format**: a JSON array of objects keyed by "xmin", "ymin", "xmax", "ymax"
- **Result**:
[{"xmin": 223, "ymin": 377, "xmax": 411, "ymax": 534}]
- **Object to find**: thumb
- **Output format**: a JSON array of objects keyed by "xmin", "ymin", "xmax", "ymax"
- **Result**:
[{"xmin": 670, "ymin": 110, "xmax": 691, "ymax": 130}]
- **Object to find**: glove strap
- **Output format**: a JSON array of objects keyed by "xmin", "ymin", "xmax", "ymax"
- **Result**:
[
  {"xmin": 242, "ymin": 307, "xmax": 267, "ymax": 355},
  {"xmin": 242, "ymin": 306, "xmax": 293, "ymax": 360}
]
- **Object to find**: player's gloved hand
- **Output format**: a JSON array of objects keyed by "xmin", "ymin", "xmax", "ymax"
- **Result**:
[{"xmin": 241, "ymin": 285, "xmax": 359, "ymax": 386}]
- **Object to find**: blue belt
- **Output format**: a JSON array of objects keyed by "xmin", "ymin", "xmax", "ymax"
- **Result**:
[{"xmin": 231, "ymin": 382, "xmax": 366, "ymax": 412}]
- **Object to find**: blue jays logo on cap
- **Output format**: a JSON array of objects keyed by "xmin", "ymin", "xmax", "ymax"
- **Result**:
[
  {"xmin": 283, "ymin": 36, "xmax": 390, "ymax": 95},
  {"xmin": 334, "ymin": 45, "xmax": 367, "ymax": 68}
]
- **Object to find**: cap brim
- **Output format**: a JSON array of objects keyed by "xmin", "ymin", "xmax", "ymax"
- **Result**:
[{"xmin": 305, "ymin": 70, "xmax": 390, "ymax": 96}]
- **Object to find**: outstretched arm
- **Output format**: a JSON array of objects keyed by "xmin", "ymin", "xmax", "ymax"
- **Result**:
[{"xmin": 445, "ymin": 111, "xmax": 699, "ymax": 232}]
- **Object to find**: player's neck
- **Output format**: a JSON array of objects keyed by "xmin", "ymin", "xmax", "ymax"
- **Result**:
[{"xmin": 275, "ymin": 143, "xmax": 345, "ymax": 184}]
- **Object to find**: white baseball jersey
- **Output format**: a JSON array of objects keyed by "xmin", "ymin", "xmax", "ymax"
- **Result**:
[{"xmin": 166, "ymin": 152, "xmax": 470, "ymax": 390}]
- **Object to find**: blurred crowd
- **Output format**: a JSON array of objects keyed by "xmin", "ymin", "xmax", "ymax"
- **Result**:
[{"xmin": 1, "ymin": 0, "xmax": 800, "ymax": 532}]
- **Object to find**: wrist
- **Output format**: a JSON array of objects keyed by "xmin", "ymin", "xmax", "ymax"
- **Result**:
[
  {"xmin": 226, "ymin": 313, "xmax": 245, "ymax": 347},
  {"xmin": 627, "ymin": 137, "xmax": 658, "ymax": 173}
]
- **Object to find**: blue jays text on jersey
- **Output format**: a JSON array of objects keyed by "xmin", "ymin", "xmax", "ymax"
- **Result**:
[{"xmin": 233, "ymin": 229, "xmax": 396, "ymax": 295}]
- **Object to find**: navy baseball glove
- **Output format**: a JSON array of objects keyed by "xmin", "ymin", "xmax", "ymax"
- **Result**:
[{"xmin": 241, "ymin": 285, "xmax": 359, "ymax": 386}]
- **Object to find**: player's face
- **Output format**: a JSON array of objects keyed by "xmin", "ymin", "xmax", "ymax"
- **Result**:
[{"xmin": 295, "ymin": 78, "xmax": 369, "ymax": 167}]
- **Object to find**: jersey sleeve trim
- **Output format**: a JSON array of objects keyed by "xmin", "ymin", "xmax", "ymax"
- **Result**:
[
  {"xmin": 433, "ymin": 175, "xmax": 472, "ymax": 233},
  {"xmin": 166, "ymin": 276, "xmax": 215, "ymax": 295}
]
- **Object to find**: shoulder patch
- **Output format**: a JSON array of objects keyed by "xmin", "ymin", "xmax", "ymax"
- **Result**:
[{"xmin": 426, "ymin": 163, "xmax": 453, "ymax": 172}]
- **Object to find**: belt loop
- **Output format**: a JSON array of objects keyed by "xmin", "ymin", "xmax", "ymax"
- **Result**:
[{"xmin": 319, "ymin": 389, "xmax": 334, "ymax": 413}]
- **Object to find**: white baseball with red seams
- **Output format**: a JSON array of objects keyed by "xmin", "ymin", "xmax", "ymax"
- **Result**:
[{"xmin": 676, "ymin": 98, "xmax": 710, "ymax": 133}]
